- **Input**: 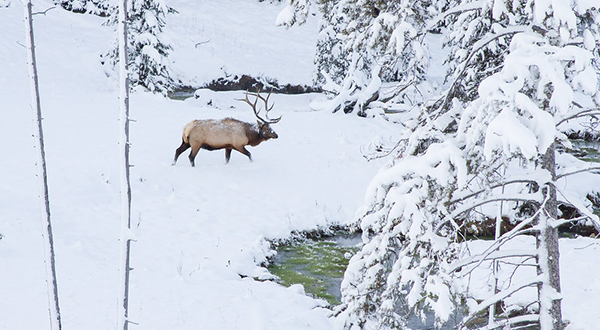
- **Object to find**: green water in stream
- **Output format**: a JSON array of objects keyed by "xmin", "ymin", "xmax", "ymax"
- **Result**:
[{"xmin": 268, "ymin": 234, "xmax": 361, "ymax": 306}]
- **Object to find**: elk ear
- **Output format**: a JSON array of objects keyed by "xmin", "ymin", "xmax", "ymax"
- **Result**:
[{"xmin": 257, "ymin": 120, "xmax": 264, "ymax": 127}]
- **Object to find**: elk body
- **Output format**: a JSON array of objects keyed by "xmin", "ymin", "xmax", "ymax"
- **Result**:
[{"xmin": 173, "ymin": 90, "xmax": 281, "ymax": 166}]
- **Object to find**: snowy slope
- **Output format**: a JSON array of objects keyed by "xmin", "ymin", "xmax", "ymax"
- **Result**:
[{"xmin": 0, "ymin": 1, "xmax": 599, "ymax": 330}]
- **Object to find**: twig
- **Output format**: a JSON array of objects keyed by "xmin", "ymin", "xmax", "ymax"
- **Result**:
[
  {"xmin": 33, "ymin": 6, "xmax": 55, "ymax": 15},
  {"xmin": 556, "ymin": 107, "xmax": 600, "ymax": 126},
  {"xmin": 556, "ymin": 166, "xmax": 600, "ymax": 179},
  {"xmin": 194, "ymin": 39, "xmax": 211, "ymax": 48}
]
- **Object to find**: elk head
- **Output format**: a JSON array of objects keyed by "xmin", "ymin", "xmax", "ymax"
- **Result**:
[{"xmin": 239, "ymin": 89, "xmax": 281, "ymax": 141}]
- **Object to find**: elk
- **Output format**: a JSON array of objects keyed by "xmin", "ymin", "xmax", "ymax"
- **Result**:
[{"xmin": 173, "ymin": 90, "xmax": 281, "ymax": 166}]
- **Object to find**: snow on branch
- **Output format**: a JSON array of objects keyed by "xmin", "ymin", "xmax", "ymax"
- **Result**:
[
  {"xmin": 478, "ymin": 314, "xmax": 540, "ymax": 330},
  {"xmin": 450, "ymin": 192, "xmax": 542, "ymax": 220},
  {"xmin": 557, "ymin": 166, "xmax": 600, "ymax": 179},
  {"xmin": 425, "ymin": 0, "xmax": 486, "ymax": 32},
  {"xmin": 554, "ymin": 185, "xmax": 600, "ymax": 231},
  {"xmin": 459, "ymin": 275, "xmax": 544, "ymax": 328},
  {"xmin": 449, "ymin": 178, "xmax": 541, "ymax": 205},
  {"xmin": 438, "ymin": 26, "xmax": 528, "ymax": 113},
  {"xmin": 449, "ymin": 249, "xmax": 537, "ymax": 273},
  {"xmin": 556, "ymin": 107, "xmax": 600, "ymax": 126}
]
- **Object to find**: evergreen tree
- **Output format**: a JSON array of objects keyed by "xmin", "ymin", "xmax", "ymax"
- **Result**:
[
  {"xmin": 280, "ymin": 0, "xmax": 439, "ymax": 115},
  {"xmin": 103, "ymin": 0, "xmax": 176, "ymax": 93},
  {"xmin": 335, "ymin": 0, "xmax": 600, "ymax": 329},
  {"xmin": 317, "ymin": 0, "xmax": 439, "ymax": 115}
]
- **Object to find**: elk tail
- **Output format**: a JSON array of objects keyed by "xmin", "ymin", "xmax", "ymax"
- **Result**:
[{"xmin": 182, "ymin": 121, "xmax": 195, "ymax": 144}]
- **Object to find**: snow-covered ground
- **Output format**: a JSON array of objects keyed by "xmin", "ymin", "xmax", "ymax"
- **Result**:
[{"xmin": 0, "ymin": 0, "xmax": 598, "ymax": 329}]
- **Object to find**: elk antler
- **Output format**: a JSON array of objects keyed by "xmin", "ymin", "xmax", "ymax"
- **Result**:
[{"xmin": 238, "ymin": 89, "xmax": 282, "ymax": 124}]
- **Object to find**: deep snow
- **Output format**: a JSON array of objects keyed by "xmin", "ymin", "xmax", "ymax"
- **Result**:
[{"xmin": 0, "ymin": 0, "xmax": 598, "ymax": 330}]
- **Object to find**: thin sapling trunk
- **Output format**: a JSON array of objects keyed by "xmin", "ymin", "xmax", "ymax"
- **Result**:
[
  {"xmin": 117, "ymin": 0, "xmax": 133, "ymax": 328},
  {"xmin": 24, "ymin": 1, "xmax": 62, "ymax": 329}
]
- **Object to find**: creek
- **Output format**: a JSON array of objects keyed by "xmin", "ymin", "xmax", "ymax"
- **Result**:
[
  {"xmin": 268, "ymin": 231, "xmax": 460, "ymax": 329},
  {"xmin": 268, "ymin": 231, "xmax": 361, "ymax": 306}
]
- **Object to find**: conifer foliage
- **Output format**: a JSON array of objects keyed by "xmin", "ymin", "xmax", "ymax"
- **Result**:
[
  {"xmin": 56, "ymin": 0, "xmax": 111, "ymax": 16},
  {"xmin": 103, "ymin": 0, "xmax": 176, "ymax": 93},
  {"xmin": 291, "ymin": 0, "xmax": 438, "ymax": 115}
]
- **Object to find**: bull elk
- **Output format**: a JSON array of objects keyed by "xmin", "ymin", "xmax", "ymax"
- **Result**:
[{"xmin": 173, "ymin": 90, "xmax": 281, "ymax": 166}]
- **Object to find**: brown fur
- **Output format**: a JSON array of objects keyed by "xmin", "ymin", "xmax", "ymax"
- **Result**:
[{"xmin": 173, "ymin": 117, "xmax": 278, "ymax": 166}]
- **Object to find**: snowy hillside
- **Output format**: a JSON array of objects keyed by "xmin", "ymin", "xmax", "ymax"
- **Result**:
[{"xmin": 1, "ymin": 1, "xmax": 599, "ymax": 330}]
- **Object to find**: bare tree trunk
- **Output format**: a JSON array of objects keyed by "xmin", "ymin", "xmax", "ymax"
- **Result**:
[
  {"xmin": 489, "ymin": 191, "xmax": 504, "ymax": 325},
  {"xmin": 117, "ymin": 0, "xmax": 132, "ymax": 328},
  {"xmin": 24, "ymin": 2, "xmax": 62, "ymax": 329},
  {"xmin": 537, "ymin": 142, "xmax": 563, "ymax": 330}
]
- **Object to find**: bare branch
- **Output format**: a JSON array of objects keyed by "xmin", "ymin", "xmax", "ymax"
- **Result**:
[
  {"xmin": 450, "ymin": 205, "xmax": 545, "ymax": 277},
  {"xmin": 449, "ymin": 179, "xmax": 539, "ymax": 205},
  {"xmin": 32, "ymin": 6, "xmax": 55, "ymax": 15},
  {"xmin": 459, "ymin": 276, "xmax": 543, "ymax": 327},
  {"xmin": 450, "ymin": 192, "xmax": 541, "ymax": 219},
  {"xmin": 194, "ymin": 39, "xmax": 211, "ymax": 48},
  {"xmin": 553, "ymin": 185, "xmax": 600, "ymax": 231},
  {"xmin": 550, "ymin": 216, "xmax": 589, "ymax": 229},
  {"xmin": 361, "ymin": 137, "xmax": 408, "ymax": 161},
  {"xmin": 557, "ymin": 166, "xmax": 600, "ymax": 180},
  {"xmin": 556, "ymin": 107, "xmax": 600, "ymax": 126},
  {"xmin": 450, "ymin": 250, "xmax": 537, "ymax": 273},
  {"xmin": 478, "ymin": 314, "xmax": 539, "ymax": 330}
]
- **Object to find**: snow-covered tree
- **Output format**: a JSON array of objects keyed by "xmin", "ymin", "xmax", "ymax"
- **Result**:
[
  {"xmin": 336, "ymin": 1, "xmax": 600, "ymax": 330},
  {"xmin": 276, "ymin": 0, "xmax": 310, "ymax": 28},
  {"xmin": 103, "ymin": 0, "xmax": 176, "ymax": 93},
  {"xmin": 338, "ymin": 139, "xmax": 466, "ymax": 329},
  {"xmin": 280, "ymin": 0, "xmax": 440, "ymax": 115},
  {"xmin": 322, "ymin": 0, "xmax": 441, "ymax": 115}
]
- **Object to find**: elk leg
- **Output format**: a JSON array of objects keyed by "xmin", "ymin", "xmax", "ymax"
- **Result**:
[
  {"xmin": 189, "ymin": 145, "xmax": 201, "ymax": 167},
  {"xmin": 235, "ymin": 147, "xmax": 252, "ymax": 162},
  {"xmin": 225, "ymin": 149, "xmax": 232, "ymax": 164},
  {"xmin": 173, "ymin": 140, "xmax": 191, "ymax": 165}
]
